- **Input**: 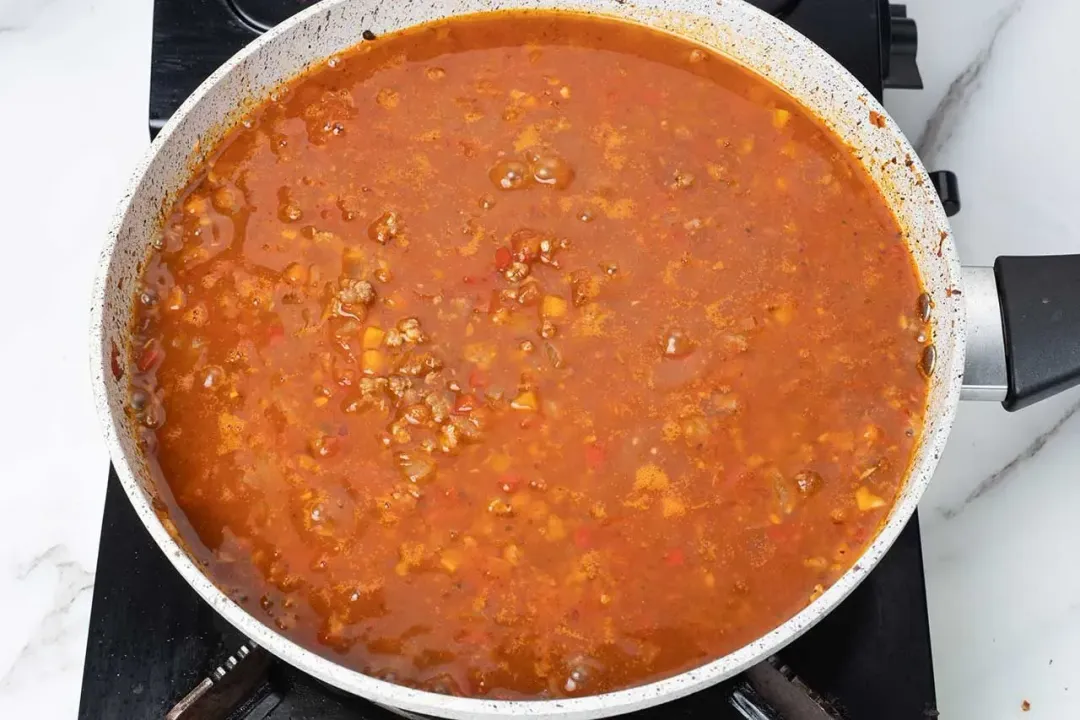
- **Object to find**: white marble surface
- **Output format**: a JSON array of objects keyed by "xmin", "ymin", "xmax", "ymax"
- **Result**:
[{"xmin": 0, "ymin": 0, "xmax": 1078, "ymax": 717}]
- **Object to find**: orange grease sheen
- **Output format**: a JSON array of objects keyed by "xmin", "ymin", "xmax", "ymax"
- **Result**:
[{"xmin": 128, "ymin": 12, "xmax": 929, "ymax": 700}]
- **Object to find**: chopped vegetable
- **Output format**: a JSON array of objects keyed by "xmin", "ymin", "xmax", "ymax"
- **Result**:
[
  {"xmin": 487, "ymin": 498, "xmax": 514, "ymax": 516},
  {"xmin": 511, "ymin": 390, "xmax": 538, "ymax": 411},
  {"xmin": 362, "ymin": 326, "xmax": 385, "ymax": 349},
  {"xmin": 360, "ymin": 349, "xmax": 385, "ymax": 375},
  {"xmin": 855, "ymin": 486, "xmax": 887, "ymax": 511},
  {"xmin": 541, "ymin": 295, "xmax": 568, "ymax": 318}
]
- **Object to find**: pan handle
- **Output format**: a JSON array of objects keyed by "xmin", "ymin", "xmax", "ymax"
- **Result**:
[{"xmin": 961, "ymin": 257, "xmax": 1080, "ymax": 410}]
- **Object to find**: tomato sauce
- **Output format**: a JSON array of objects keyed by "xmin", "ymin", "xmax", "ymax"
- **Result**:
[{"xmin": 128, "ymin": 12, "xmax": 929, "ymax": 699}]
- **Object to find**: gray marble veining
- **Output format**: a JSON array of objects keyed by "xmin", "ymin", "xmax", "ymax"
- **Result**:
[{"xmin": 915, "ymin": 0, "xmax": 1025, "ymax": 165}]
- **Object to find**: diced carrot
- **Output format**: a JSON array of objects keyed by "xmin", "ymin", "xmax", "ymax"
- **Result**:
[
  {"xmin": 664, "ymin": 548, "xmax": 685, "ymax": 567},
  {"xmin": 855, "ymin": 486, "xmax": 886, "ymax": 511},
  {"xmin": 540, "ymin": 295, "xmax": 568, "ymax": 318},
  {"xmin": 468, "ymin": 367, "xmax": 488, "ymax": 388},
  {"xmin": 360, "ymin": 349, "xmax": 385, "ymax": 375},
  {"xmin": 362, "ymin": 326, "xmax": 385, "ymax": 349},
  {"xmin": 511, "ymin": 390, "xmax": 538, "ymax": 411}
]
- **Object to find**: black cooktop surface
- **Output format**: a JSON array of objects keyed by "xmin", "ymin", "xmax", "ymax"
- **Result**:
[
  {"xmin": 148, "ymin": 0, "xmax": 922, "ymax": 133},
  {"xmin": 83, "ymin": 2, "xmax": 936, "ymax": 718}
]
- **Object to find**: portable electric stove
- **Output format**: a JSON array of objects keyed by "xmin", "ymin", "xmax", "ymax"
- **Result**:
[{"xmin": 79, "ymin": 1, "xmax": 953, "ymax": 718}]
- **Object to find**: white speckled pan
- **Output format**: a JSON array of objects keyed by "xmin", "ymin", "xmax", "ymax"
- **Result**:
[{"xmin": 89, "ymin": 0, "xmax": 963, "ymax": 717}]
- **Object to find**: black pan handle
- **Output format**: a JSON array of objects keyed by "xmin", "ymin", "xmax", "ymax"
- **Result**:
[
  {"xmin": 995, "ymin": 255, "xmax": 1080, "ymax": 410},
  {"xmin": 963, "ymin": 258, "xmax": 1080, "ymax": 410}
]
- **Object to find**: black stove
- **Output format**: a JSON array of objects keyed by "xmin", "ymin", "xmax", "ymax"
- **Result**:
[{"xmin": 82, "ymin": 2, "xmax": 940, "ymax": 718}]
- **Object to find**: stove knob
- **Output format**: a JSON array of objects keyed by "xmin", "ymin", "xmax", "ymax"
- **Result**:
[
  {"xmin": 929, "ymin": 171, "xmax": 961, "ymax": 217},
  {"xmin": 884, "ymin": 4, "xmax": 923, "ymax": 90}
]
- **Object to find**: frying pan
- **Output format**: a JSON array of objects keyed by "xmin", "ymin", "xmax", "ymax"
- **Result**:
[{"xmin": 89, "ymin": 0, "xmax": 1080, "ymax": 717}]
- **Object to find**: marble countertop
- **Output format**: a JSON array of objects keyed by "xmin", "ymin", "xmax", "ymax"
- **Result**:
[{"xmin": 1, "ymin": 0, "xmax": 1077, "ymax": 717}]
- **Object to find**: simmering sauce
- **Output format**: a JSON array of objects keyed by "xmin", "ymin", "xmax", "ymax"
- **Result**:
[{"xmin": 128, "ymin": 12, "xmax": 929, "ymax": 699}]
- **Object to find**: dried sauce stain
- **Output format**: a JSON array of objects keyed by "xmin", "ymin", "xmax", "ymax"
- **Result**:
[
  {"xmin": 125, "ymin": 12, "xmax": 929, "ymax": 701},
  {"xmin": 936, "ymin": 230, "xmax": 949, "ymax": 257},
  {"xmin": 110, "ymin": 340, "xmax": 124, "ymax": 381}
]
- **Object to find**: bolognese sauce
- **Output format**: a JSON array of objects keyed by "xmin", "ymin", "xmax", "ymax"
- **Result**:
[{"xmin": 127, "ymin": 12, "xmax": 929, "ymax": 699}]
